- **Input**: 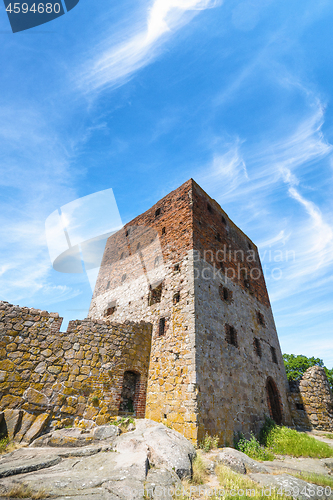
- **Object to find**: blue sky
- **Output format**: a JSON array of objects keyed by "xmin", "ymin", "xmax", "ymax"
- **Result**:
[{"xmin": 1, "ymin": 0, "xmax": 333, "ymax": 367}]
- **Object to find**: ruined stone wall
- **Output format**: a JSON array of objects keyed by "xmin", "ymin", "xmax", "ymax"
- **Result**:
[
  {"xmin": 192, "ymin": 182, "xmax": 292, "ymax": 445},
  {"xmin": 89, "ymin": 179, "xmax": 199, "ymax": 442},
  {"xmin": 288, "ymin": 366, "xmax": 333, "ymax": 431},
  {"xmin": 0, "ymin": 301, "xmax": 152, "ymax": 430}
]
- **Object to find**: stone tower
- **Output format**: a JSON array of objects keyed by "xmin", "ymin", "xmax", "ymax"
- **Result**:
[{"xmin": 89, "ymin": 179, "xmax": 292, "ymax": 444}]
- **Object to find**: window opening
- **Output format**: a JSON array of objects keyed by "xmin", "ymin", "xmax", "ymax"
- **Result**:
[
  {"xmin": 158, "ymin": 317, "xmax": 166, "ymax": 336},
  {"xmin": 148, "ymin": 282, "xmax": 163, "ymax": 306},
  {"xmin": 219, "ymin": 284, "xmax": 232, "ymax": 303},
  {"xmin": 225, "ymin": 324, "xmax": 238, "ymax": 347},
  {"xmin": 253, "ymin": 337, "xmax": 262, "ymax": 357},
  {"xmin": 266, "ymin": 377, "xmax": 282, "ymax": 424},
  {"xmin": 155, "ymin": 208, "xmax": 161, "ymax": 217},
  {"xmin": 271, "ymin": 346, "xmax": 278, "ymax": 364},
  {"xmin": 154, "ymin": 256, "xmax": 160, "ymax": 268},
  {"xmin": 173, "ymin": 292, "xmax": 180, "ymax": 304},
  {"xmin": 104, "ymin": 301, "xmax": 117, "ymax": 317},
  {"xmin": 256, "ymin": 311, "xmax": 265, "ymax": 326},
  {"xmin": 162, "ymin": 227, "xmax": 166, "ymax": 235}
]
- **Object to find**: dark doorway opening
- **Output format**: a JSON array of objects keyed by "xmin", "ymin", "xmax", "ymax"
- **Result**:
[
  {"xmin": 119, "ymin": 371, "xmax": 140, "ymax": 414},
  {"xmin": 266, "ymin": 377, "xmax": 282, "ymax": 424}
]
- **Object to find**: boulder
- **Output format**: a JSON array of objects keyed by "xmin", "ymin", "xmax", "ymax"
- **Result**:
[
  {"xmin": 114, "ymin": 419, "xmax": 196, "ymax": 479},
  {"xmin": 32, "ymin": 427, "xmax": 94, "ymax": 448},
  {"xmin": 92, "ymin": 425, "xmax": 120, "ymax": 440},
  {"xmin": 0, "ymin": 420, "xmax": 196, "ymax": 499},
  {"xmin": 145, "ymin": 467, "xmax": 181, "ymax": 500},
  {"xmin": 215, "ymin": 448, "xmax": 271, "ymax": 474}
]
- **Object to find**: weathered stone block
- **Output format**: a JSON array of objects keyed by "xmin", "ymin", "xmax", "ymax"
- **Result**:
[
  {"xmin": 24, "ymin": 387, "xmax": 49, "ymax": 407},
  {"xmin": 22, "ymin": 413, "xmax": 50, "ymax": 443},
  {"xmin": 3, "ymin": 409, "xmax": 23, "ymax": 440}
]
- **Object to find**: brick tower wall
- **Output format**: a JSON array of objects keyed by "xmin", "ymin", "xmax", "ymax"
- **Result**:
[
  {"xmin": 191, "ymin": 181, "xmax": 292, "ymax": 445},
  {"xmin": 88, "ymin": 180, "xmax": 199, "ymax": 442}
]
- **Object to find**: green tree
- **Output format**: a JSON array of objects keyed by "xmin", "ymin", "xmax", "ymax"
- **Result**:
[{"xmin": 283, "ymin": 354, "xmax": 333, "ymax": 391}]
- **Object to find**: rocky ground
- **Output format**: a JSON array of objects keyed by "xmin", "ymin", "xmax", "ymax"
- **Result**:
[{"xmin": 0, "ymin": 421, "xmax": 332, "ymax": 500}]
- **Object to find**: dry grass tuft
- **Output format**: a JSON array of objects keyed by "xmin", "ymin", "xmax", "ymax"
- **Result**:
[{"xmin": 5, "ymin": 484, "xmax": 49, "ymax": 499}]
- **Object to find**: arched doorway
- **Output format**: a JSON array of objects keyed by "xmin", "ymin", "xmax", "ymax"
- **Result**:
[
  {"xmin": 266, "ymin": 377, "xmax": 282, "ymax": 424},
  {"xmin": 119, "ymin": 371, "xmax": 140, "ymax": 414}
]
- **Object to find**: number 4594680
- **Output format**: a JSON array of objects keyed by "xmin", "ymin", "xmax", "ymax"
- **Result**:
[{"xmin": 6, "ymin": 3, "xmax": 61, "ymax": 14}]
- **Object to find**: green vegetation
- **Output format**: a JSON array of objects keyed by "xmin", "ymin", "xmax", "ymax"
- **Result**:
[
  {"xmin": 173, "ymin": 465, "xmax": 291, "ymax": 500},
  {"xmin": 287, "ymin": 471, "xmax": 333, "ymax": 488},
  {"xmin": 235, "ymin": 433, "xmax": 274, "ymax": 461},
  {"xmin": 259, "ymin": 418, "xmax": 333, "ymax": 458},
  {"xmin": 234, "ymin": 418, "xmax": 333, "ymax": 460},
  {"xmin": 110, "ymin": 416, "xmax": 135, "ymax": 431},
  {"xmin": 91, "ymin": 395, "xmax": 99, "ymax": 405},
  {"xmin": 215, "ymin": 464, "xmax": 292, "ymax": 500},
  {"xmin": 0, "ymin": 437, "xmax": 9, "ymax": 454},
  {"xmin": 191, "ymin": 453, "xmax": 207, "ymax": 484},
  {"xmin": 199, "ymin": 432, "xmax": 219, "ymax": 452},
  {"xmin": 283, "ymin": 354, "xmax": 333, "ymax": 390},
  {"xmin": 324, "ymin": 433, "xmax": 333, "ymax": 439}
]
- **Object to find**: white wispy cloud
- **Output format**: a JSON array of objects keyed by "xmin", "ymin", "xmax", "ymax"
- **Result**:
[
  {"xmin": 198, "ymin": 141, "xmax": 249, "ymax": 196},
  {"xmin": 78, "ymin": 0, "xmax": 222, "ymax": 93}
]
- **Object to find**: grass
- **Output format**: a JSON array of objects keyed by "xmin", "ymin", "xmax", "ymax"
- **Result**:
[
  {"xmin": 254, "ymin": 417, "xmax": 333, "ymax": 459},
  {"xmin": 110, "ymin": 416, "xmax": 135, "ymax": 426},
  {"xmin": 199, "ymin": 432, "xmax": 219, "ymax": 452},
  {"xmin": 172, "ymin": 465, "xmax": 293, "ymax": 499},
  {"xmin": 191, "ymin": 453, "xmax": 208, "ymax": 485},
  {"xmin": 235, "ymin": 433, "xmax": 274, "ymax": 461},
  {"xmin": 324, "ymin": 433, "xmax": 333, "ymax": 439},
  {"xmin": 5, "ymin": 484, "xmax": 48, "ymax": 499},
  {"xmin": 0, "ymin": 437, "xmax": 20, "ymax": 455},
  {"xmin": 286, "ymin": 471, "xmax": 333, "ymax": 488},
  {"xmin": 215, "ymin": 464, "xmax": 292, "ymax": 500},
  {"xmin": 262, "ymin": 425, "xmax": 333, "ymax": 458}
]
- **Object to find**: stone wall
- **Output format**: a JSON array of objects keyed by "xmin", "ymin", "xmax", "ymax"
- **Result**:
[
  {"xmin": 288, "ymin": 366, "xmax": 333, "ymax": 431},
  {"xmin": 0, "ymin": 301, "xmax": 152, "ymax": 431}
]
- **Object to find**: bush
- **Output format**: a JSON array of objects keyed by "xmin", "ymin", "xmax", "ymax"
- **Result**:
[
  {"xmin": 235, "ymin": 433, "xmax": 274, "ymax": 461},
  {"xmin": 199, "ymin": 432, "xmax": 219, "ymax": 452}
]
